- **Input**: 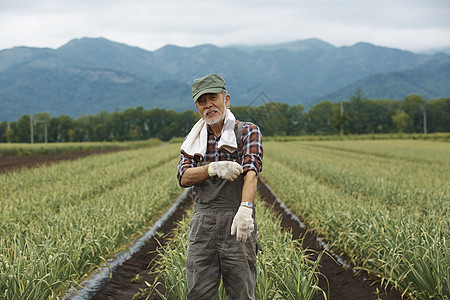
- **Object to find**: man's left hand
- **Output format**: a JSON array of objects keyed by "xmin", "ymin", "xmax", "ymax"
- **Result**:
[{"xmin": 231, "ymin": 206, "xmax": 254, "ymax": 242}]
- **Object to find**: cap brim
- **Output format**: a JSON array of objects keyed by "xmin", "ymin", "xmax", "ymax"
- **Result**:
[{"xmin": 193, "ymin": 87, "xmax": 223, "ymax": 102}]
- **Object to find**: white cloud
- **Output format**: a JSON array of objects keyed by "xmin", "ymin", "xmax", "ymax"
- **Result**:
[{"xmin": 0, "ymin": 0, "xmax": 449, "ymax": 52}]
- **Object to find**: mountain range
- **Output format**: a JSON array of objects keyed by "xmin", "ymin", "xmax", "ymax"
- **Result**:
[{"xmin": 1, "ymin": 37, "xmax": 449, "ymax": 121}]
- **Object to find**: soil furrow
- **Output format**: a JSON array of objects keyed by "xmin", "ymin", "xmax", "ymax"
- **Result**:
[{"xmin": 0, "ymin": 149, "xmax": 124, "ymax": 173}]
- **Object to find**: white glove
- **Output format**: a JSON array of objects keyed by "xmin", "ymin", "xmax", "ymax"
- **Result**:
[
  {"xmin": 231, "ymin": 206, "xmax": 254, "ymax": 243},
  {"xmin": 208, "ymin": 161, "xmax": 243, "ymax": 181}
]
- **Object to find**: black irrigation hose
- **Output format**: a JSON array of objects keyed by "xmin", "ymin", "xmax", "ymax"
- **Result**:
[{"xmin": 65, "ymin": 188, "xmax": 191, "ymax": 300}]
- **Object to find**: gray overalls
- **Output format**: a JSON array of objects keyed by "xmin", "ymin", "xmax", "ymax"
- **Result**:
[{"xmin": 186, "ymin": 123, "xmax": 258, "ymax": 300}]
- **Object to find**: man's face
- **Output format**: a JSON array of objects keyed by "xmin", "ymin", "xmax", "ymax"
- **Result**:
[{"xmin": 195, "ymin": 92, "xmax": 230, "ymax": 125}]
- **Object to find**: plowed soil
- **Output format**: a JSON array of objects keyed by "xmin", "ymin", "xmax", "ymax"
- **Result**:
[
  {"xmin": 0, "ymin": 149, "xmax": 123, "ymax": 174},
  {"xmin": 1, "ymin": 151, "xmax": 405, "ymax": 299}
]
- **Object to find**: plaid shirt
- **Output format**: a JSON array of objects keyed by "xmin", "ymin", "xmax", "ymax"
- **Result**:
[{"xmin": 177, "ymin": 120, "xmax": 263, "ymax": 186}]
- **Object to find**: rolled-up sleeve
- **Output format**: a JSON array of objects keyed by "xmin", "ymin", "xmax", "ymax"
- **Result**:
[
  {"xmin": 241, "ymin": 123, "xmax": 263, "ymax": 175},
  {"xmin": 177, "ymin": 153, "xmax": 195, "ymax": 186}
]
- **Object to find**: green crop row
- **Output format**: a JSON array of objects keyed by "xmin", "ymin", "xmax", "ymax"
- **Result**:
[
  {"xmin": 264, "ymin": 132, "xmax": 450, "ymax": 142},
  {"xmin": 261, "ymin": 140, "xmax": 449, "ymax": 299},
  {"xmin": 0, "ymin": 144, "xmax": 182, "ymax": 299},
  {"xmin": 140, "ymin": 197, "xmax": 325, "ymax": 300}
]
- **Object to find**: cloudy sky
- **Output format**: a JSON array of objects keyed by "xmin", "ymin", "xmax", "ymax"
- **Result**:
[{"xmin": 1, "ymin": 0, "xmax": 449, "ymax": 53}]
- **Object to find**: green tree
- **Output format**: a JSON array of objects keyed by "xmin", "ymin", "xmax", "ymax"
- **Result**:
[
  {"xmin": 0, "ymin": 122, "xmax": 6, "ymax": 142},
  {"xmin": 345, "ymin": 90, "xmax": 370, "ymax": 134},
  {"xmin": 55, "ymin": 115, "xmax": 75, "ymax": 142},
  {"xmin": 286, "ymin": 104, "xmax": 305, "ymax": 135},
  {"xmin": 330, "ymin": 102, "xmax": 345, "ymax": 135},
  {"xmin": 306, "ymin": 101, "xmax": 335, "ymax": 135},
  {"xmin": 259, "ymin": 102, "xmax": 290, "ymax": 136},
  {"xmin": 427, "ymin": 98, "xmax": 450, "ymax": 133},
  {"xmin": 402, "ymin": 94, "xmax": 426, "ymax": 133},
  {"xmin": 16, "ymin": 115, "xmax": 31, "ymax": 143},
  {"xmin": 68, "ymin": 129, "xmax": 76, "ymax": 142},
  {"xmin": 129, "ymin": 125, "xmax": 139, "ymax": 140},
  {"xmin": 392, "ymin": 110, "xmax": 410, "ymax": 133},
  {"xmin": 6, "ymin": 127, "xmax": 14, "ymax": 143}
]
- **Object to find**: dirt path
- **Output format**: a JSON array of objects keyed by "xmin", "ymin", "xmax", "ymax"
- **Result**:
[{"xmin": 1, "ymin": 151, "xmax": 404, "ymax": 299}]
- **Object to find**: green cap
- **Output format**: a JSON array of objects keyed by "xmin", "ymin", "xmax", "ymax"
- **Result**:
[{"xmin": 192, "ymin": 73, "xmax": 226, "ymax": 102}]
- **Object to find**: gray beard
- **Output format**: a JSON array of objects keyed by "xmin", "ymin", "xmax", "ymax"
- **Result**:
[
  {"xmin": 205, "ymin": 113, "xmax": 224, "ymax": 125},
  {"xmin": 203, "ymin": 100, "xmax": 227, "ymax": 125}
]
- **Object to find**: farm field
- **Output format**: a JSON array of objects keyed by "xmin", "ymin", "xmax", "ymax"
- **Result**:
[
  {"xmin": 261, "ymin": 140, "xmax": 449, "ymax": 299},
  {"xmin": 0, "ymin": 139, "xmax": 448, "ymax": 299},
  {"xmin": 0, "ymin": 144, "xmax": 183, "ymax": 299}
]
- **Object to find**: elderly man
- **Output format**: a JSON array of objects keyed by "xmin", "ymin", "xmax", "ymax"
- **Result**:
[{"xmin": 177, "ymin": 73, "xmax": 263, "ymax": 299}]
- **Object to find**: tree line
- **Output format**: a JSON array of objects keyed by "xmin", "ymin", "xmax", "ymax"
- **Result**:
[{"xmin": 1, "ymin": 92, "xmax": 449, "ymax": 143}]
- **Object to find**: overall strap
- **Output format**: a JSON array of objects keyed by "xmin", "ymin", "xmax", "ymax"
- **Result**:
[
  {"xmin": 234, "ymin": 121, "xmax": 244, "ymax": 148},
  {"xmin": 233, "ymin": 121, "xmax": 245, "ymax": 163}
]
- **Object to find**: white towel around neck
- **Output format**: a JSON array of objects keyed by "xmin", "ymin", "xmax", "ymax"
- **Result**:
[{"xmin": 181, "ymin": 109, "xmax": 237, "ymax": 158}]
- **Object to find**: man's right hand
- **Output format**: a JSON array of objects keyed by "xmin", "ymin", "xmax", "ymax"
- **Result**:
[{"xmin": 208, "ymin": 161, "xmax": 243, "ymax": 181}]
